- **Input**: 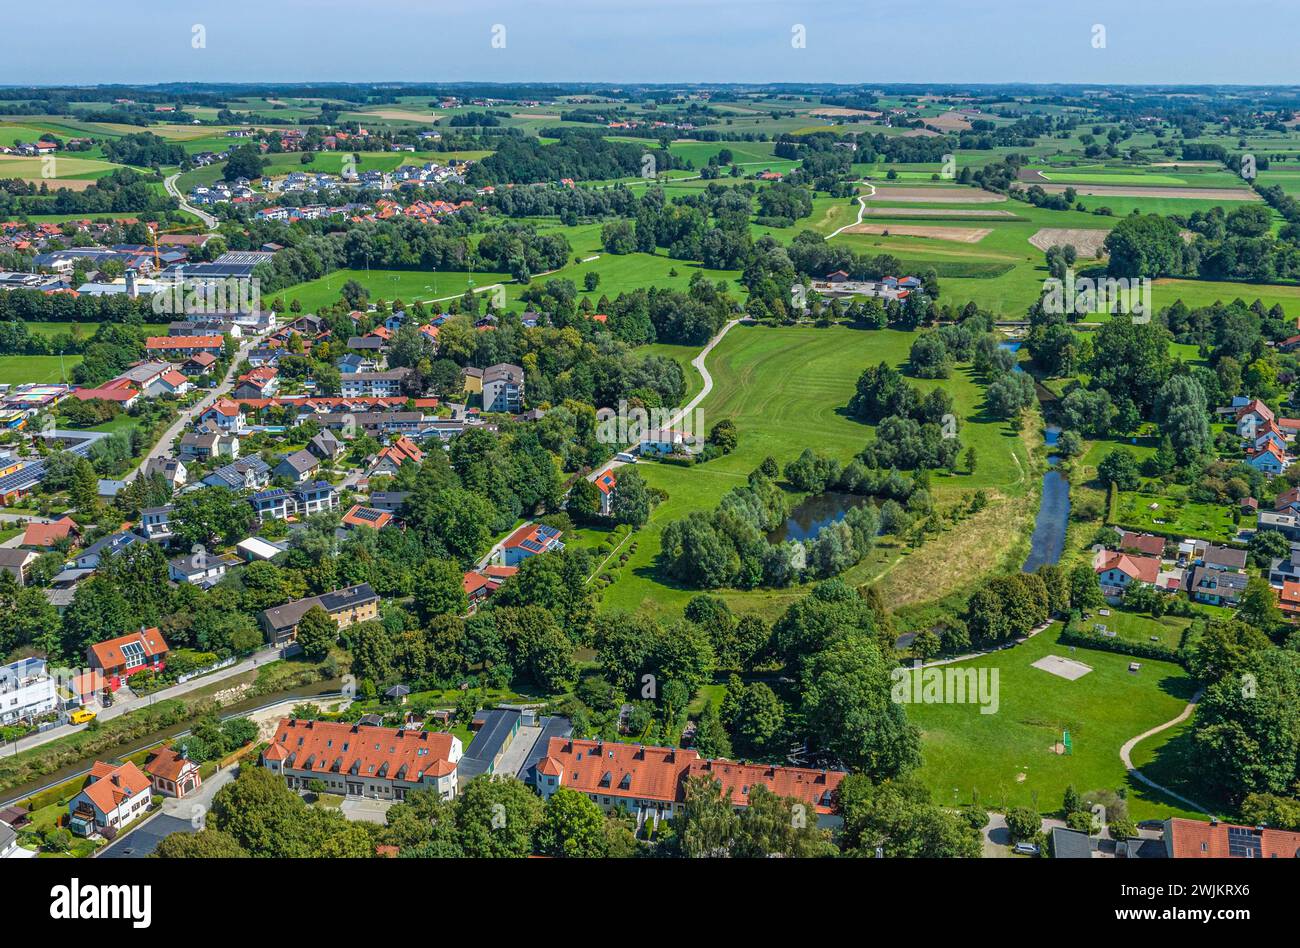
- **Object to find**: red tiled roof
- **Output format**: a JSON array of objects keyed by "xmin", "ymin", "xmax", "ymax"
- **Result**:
[
  {"xmin": 144, "ymin": 745, "xmax": 197, "ymax": 783},
  {"xmin": 22, "ymin": 515, "xmax": 77, "ymax": 548},
  {"xmin": 594, "ymin": 471, "xmax": 616, "ymax": 495},
  {"xmin": 146, "ymin": 335, "xmax": 223, "ymax": 349},
  {"xmin": 265, "ymin": 718, "xmax": 457, "ymax": 781},
  {"xmin": 1166, "ymin": 818, "xmax": 1300, "ymax": 858},
  {"xmin": 1118, "ymin": 532, "xmax": 1164, "ymax": 557},
  {"xmin": 160, "ymin": 370, "xmax": 188, "ymax": 387},
  {"xmin": 542, "ymin": 737, "xmax": 846, "ymax": 814},
  {"xmin": 81, "ymin": 761, "xmax": 150, "ymax": 815},
  {"xmin": 87, "ymin": 627, "xmax": 169, "ymax": 670},
  {"xmin": 1096, "ymin": 551, "xmax": 1160, "ymax": 584}
]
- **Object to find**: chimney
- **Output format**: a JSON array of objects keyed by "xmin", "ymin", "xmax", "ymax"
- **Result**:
[{"xmin": 111, "ymin": 773, "xmax": 121, "ymax": 787}]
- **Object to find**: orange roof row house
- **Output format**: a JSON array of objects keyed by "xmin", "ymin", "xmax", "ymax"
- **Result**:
[{"xmin": 534, "ymin": 737, "xmax": 846, "ymax": 818}]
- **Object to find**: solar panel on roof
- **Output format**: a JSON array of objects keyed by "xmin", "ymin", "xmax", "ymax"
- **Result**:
[
  {"xmin": 1228, "ymin": 826, "xmax": 1262, "ymax": 858},
  {"xmin": 120, "ymin": 640, "xmax": 146, "ymax": 669}
]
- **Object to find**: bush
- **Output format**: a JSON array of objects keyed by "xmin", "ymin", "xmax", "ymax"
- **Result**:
[
  {"xmin": 1005, "ymin": 806, "xmax": 1041, "ymax": 842},
  {"xmin": 964, "ymin": 807, "xmax": 989, "ymax": 831}
]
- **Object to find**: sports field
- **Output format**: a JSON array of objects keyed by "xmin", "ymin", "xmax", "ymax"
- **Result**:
[{"xmin": 908, "ymin": 622, "xmax": 1206, "ymax": 821}]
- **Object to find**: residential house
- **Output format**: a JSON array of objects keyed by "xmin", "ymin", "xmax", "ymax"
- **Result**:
[
  {"xmin": 1258, "ymin": 508, "xmax": 1300, "ymax": 543},
  {"xmin": 180, "ymin": 430, "xmax": 240, "ymax": 462},
  {"xmin": 20, "ymin": 515, "xmax": 79, "ymax": 549},
  {"xmin": 1269, "ymin": 548, "xmax": 1300, "ymax": 587},
  {"xmin": 308, "ymin": 429, "xmax": 344, "ymax": 461},
  {"xmin": 273, "ymin": 449, "xmax": 320, "ymax": 483},
  {"xmin": 340, "ymin": 369, "xmax": 410, "ymax": 399},
  {"xmin": 203, "ymin": 457, "xmax": 271, "ymax": 491},
  {"xmin": 482, "ymin": 363, "xmax": 524, "ymax": 413},
  {"xmin": 199, "ymin": 399, "xmax": 245, "ymax": 433},
  {"xmin": 168, "ymin": 552, "xmax": 227, "ymax": 588},
  {"xmin": 233, "ymin": 366, "xmax": 279, "ymax": 399},
  {"xmin": 1116, "ymin": 531, "xmax": 1166, "ymax": 558},
  {"xmin": 260, "ymin": 583, "xmax": 379, "ymax": 646},
  {"xmin": 67, "ymin": 761, "xmax": 151, "ymax": 838},
  {"xmin": 1093, "ymin": 549, "xmax": 1160, "ymax": 598},
  {"xmin": 145, "ymin": 370, "xmax": 192, "ymax": 399},
  {"xmin": 369, "ymin": 491, "xmax": 411, "ymax": 513},
  {"xmin": 497, "ymin": 522, "xmax": 564, "ymax": 567},
  {"xmin": 138, "ymin": 505, "xmax": 175, "ymax": 542},
  {"xmin": 593, "ymin": 470, "xmax": 617, "ymax": 516},
  {"xmin": 262, "ymin": 718, "xmax": 462, "ymax": 801},
  {"xmin": 140, "ymin": 457, "xmax": 187, "ymax": 490},
  {"xmin": 1187, "ymin": 566, "xmax": 1247, "ymax": 606},
  {"xmin": 182, "ymin": 351, "xmax": 219, "ymax": 376},
  {"xmin": 0, "ymin": 657, "xmax": 58, "ymax": 726},
  {"xmin": 74, "ymin": 531, "xmax": 143, "ymax": 570},
  {"xmin": 1246, "ymin": 440, "xmax": 1289, "ymax": 475},
  {"xmin": 295, "ymin": 481, "xmax": 339, "ymax": 516},
  {"xmin": 249, "ymin": 488, "xmax": 296, "ymax": 522},
  {"xmin": 1195, "ymin": 542, "xmax": 1248, "ymax": 573},
  {"xmin": 342, "ymin": 505, "xmax": 392, "ymax": 530},
  {"xmin": 86, "ymin": 627, "xmax": 170, "ymax": 690},
  {"xmin": 144, "ymin": 745, "xmax": 203, "ymax": 799},
  {"xmin": 639, "ymin": 428, "xmax": 695, "ymax": 456},
  {"xmin": 461, "ymin": 366, "xmax": 484, "ymax": 394},
  {"xmin": 531, "ymin": 737, "xmax": 846, "ymax": 830},
  {"xmin": 1235, "ymin": 399, "xmax": 1275, "ymax": 437},
  {"xmin": 338, "ymin": 353, "xmax": 379, "ymax": 374},
  {"xmin": 1278, "ymin": 580, "xmax": 1300, "ymax": 620},
  {"xmin": 1163, "ymin": 817, "xmax": 1300, "ymax": 858},
  {"xmin": 463, "ymin": 565, "xmax": 517, "ymax": 613},
  {"xmin": 145, "ymin": 335, "xmax": 224, "ymax": 359},
  {"xmin": 368, "ymin": 436, "xmax": 425, "ymax": 478},
  {"xmin": 0, "ymin": 549, "xmax": 37, "ymax": 586}
]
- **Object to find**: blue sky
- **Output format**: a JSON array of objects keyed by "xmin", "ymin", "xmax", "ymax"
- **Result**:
[{"xmin": 3, "ymin": 0, "xmax": 1296, "ymax": 86}]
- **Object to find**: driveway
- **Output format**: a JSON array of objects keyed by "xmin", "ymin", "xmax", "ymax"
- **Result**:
[{"xmin": 98, "ymin": 765, "xmax": 237, "ymax": 858}]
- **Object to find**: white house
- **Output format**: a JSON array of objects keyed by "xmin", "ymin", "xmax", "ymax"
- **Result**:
[
  {"xmin": 67, "ymin": 761, "xmax": 152, "ymax": 837},
  {"xmin": 0, "ymin": 658, "xmax": 58, "ymax": 726}
]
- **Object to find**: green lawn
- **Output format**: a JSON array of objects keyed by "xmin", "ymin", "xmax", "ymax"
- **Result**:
[
  {"xmin": 1114, "ymin": 486, "xmax": 1240, "ymax": 543},
  {"xmin": 0, "ymin": 354, "xmax": 82, "ymax": 384},
  {"xmin": 598, "ymin": 323, "xmax": 1033, "ymax": 621},
  {"xmin": 908, "ymin": 622, "xmax": 1206, "ymax": 821}
]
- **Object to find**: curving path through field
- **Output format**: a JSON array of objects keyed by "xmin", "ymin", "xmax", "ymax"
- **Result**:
[
  {"xmin": 1119, "ymin": 688, "xmax": 1212, "ymax": 815},
  {"xmin": 826, "ymin": 182, "xmax": 877, "ymax": 239},
  {"xmin": 165, "ymin": 173, "xmax": 219, "ymax": 230}
]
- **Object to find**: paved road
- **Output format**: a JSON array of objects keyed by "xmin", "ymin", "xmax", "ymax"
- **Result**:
[
  {"xmin": 128, "ymin": 332, "xmax": 261, "ymax": 480},
  {"xmin": 585, "ymin": 317, "xmax": 744, "ymax": 487},
  {"xmin": 164, "ymin": 173, "xmax": 219, "ymax": 231},
  {"xmin": 1, "ymin": 645, "xmax": 283, "ymax": 757},
  {"xmin": 826, "ymin": 182, "xmax": 878, "ymax": 239},
  {"xmin": 98, "ymin": 766, "xmax": 237, "ymax": 858}
]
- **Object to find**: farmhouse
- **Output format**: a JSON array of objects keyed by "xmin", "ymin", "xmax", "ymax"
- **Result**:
[{"xmin": 262, "ymin": 718, "xmax": 462, "ymax": 801}]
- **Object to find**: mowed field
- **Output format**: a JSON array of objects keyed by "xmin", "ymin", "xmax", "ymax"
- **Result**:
[
  {"xmin": 908, "ymin": 623, "xmax": 1206, "ymax": 822},
  {"xmin": 594, "ymin": 323, "xmax": 1035, "ymax": 622},
  {"xmin": 0, "ymin": 354, "xmax": 83, "ymax": 384}
]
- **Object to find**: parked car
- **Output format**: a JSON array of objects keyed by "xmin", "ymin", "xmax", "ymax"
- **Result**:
[
  {"xmin": 68, "ymin": 709, "xmax": 97, "ymax": 725},
  {"xmin": 1013, "ymin": 842, "xmax": 1040, "ymax": 856}
]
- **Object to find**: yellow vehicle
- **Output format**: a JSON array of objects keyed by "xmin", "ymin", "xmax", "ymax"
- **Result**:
[{"xmin": 68, "ymin": 709, "xmax": 97, "ymax": 725}]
